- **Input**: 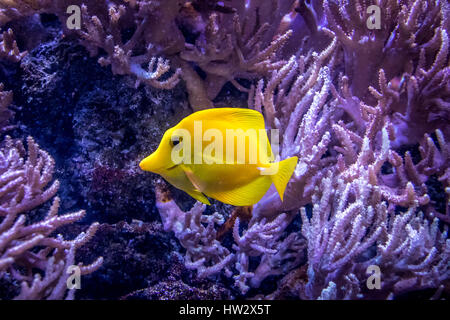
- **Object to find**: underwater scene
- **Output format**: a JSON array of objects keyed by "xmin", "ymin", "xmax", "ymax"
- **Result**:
[{"xmin": 0, "ymin": 0, "xmax": 449, "ymax": 301}]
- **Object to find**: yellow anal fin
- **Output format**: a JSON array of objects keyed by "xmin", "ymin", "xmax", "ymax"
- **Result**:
[
  {"xmin": 269, "ymin": 156, "xmax": 298, "ymax": 201},
  {"xmin": 205, "ymin": 176, "xmax": 272, "ymax": 206},
  {"xmin": 185, "ymin": 189, "xmax": 211, "ymax": 205}
]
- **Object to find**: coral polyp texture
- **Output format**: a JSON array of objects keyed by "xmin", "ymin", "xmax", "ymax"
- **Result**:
[
  {"xmin": 0, "ymin": 135, "xmax": 102, "ymax": 299},
  {"xmin": 0, "ymin": 0, "xmax": 449, "ymax": 300}
]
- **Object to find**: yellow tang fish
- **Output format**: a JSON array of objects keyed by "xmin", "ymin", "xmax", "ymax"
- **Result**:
[{"xmin": 139, "ymin": 108, "xmax": 298, "ymax": 206}]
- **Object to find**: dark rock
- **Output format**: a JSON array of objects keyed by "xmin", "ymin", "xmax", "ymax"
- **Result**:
[
  {"xmin": 10, "ymin": 36, "xmax": 193, "ymax": 223},
  {"xmin": 74, "ymin": 221, "xmax": 231, "ymax": 300}
]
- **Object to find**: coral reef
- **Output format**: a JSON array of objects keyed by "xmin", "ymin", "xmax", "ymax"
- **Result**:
[
  {"xmin": 11, "ymin": 35, "xmax": 192, "ymax": 222},
  {"xmin": 0, "ymin": 0, "xmax": 449, "ymax": 300},
  {"xmin": 298, "ymin": 123, "xmax": 449, "ymax": 299},
  {"xmin": 0, "ymin": 0, "xmax": 301, "ymax": 110},
  {"xmin": 1, "ymin": 34, "xmax": 233, "ymax": 299},
  {"xmin": 74, "ymin": 220, "xmax": 231, "ymax": 300},
  {"xmin": 148, "ymin": 0, "xmax": 449, "ymax": 299},
  {"xmin": 0, "ymin": 83, "xmax": 14, "ymax": 133},
  {"xmin": 0, "ymin": 135, "xmax": 102, "ymax": 299},
  {"xmin": 0, "ymin": 28, "xmax": 26, "ymax": 62}
]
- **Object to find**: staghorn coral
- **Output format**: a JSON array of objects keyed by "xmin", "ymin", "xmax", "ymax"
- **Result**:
[
  {"xmin": 323, "ymin": 0, "xmax": 450, "ymax": 145},
  {"xmin": 178, "ymin": 0, "xmax": 295, "ymax": 103},
  {"xmin": 155, "ymin": 181, "xmax": 306, "ymax": 295},
  {"xmin": 0, "ymin": 83, "xmax": 14, "ymax": 133},
  {"xmin": 77, "ymin": 2, "xmax": 182, "ymax": 90},
  {"xmin": 1, "ymin": 0, "xmax": 448, "ymax": 301},
  {"xmin": 298, "ymin": 106, "xmax": 449, "ymax": 299},
  {"xmin": 155, "ymin": 182, "xmax": 234, "ymax": 278},
  {"xmin": 0, "ymin": 28, "xmax": 26, "ymax": 62},
  {"xmin": 0, "ymin": 135, "xmax": 103, "ymax": 299},
  {"xmin": 0, "ymin": 0, "xmax": 303, "ymax": 110},
  {"xmin": 249, "ymin": 27, "xmax": 338, "ymax": 219}
]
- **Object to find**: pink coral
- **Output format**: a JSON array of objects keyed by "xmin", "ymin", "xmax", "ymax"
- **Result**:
[
  {"xmin": 0, "ymin": 136, "xmax": 103, "ymax": 299},
  {"xmin": 1, "ymin": 0, "xmax": 449, "ymax": 300}
]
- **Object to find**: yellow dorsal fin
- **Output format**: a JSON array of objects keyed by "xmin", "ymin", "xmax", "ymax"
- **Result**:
[
  {"xmin": 269, "ymin": 156, "xmax": 298, "ymax": 201},
  {"xmin": 180, "ymin": 108, "xmax": 266, "ymax": 130},
  {"xmin": 205, "ymin": 176, "xmax": 272, "ymax": 206}
]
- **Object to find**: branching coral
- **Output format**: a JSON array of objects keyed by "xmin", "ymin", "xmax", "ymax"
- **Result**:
[
  {"xmin": 0, "ymin": 83, "xmax": 14, "ymax": 134},
  {"xmin": 155, "ymin": 180, "xmax": 306, "ymax": 294},
  {"xmin": 179, "ymin": 0, "xmax": 295, "ymax": 101},
  {"xmin": 391, "ymin": 26, "xmax": 450, "ymax": 145},
  {"xmin": 0, "ymin": 136, "xmax": 103, "ymax": 299},
  {"xmin": 2, "ymin": 0, "xmax": 449, "ymax": 300},
  {"xmin": 1, "ymin": 1, "xmax": 182, "ymax": 90},
  {"xmin": 323, "ymin": 0, "xmax": 450, "ymax": 145},
  {"xmin": 323, "ymin": 0, "xmax": 447, "ymax": 96},
  {"xmin": 0, "ymin": 28, "xmax": 26, "ymax": 62},
  {"xmin": 298, "ymin": 100, "xmax": 449, "ymax": 298},
  {"xmin": 301, "ymin": 168, "xmax": 449, "ymax": 299},
  {"xmin": 0, "ymin": 0, "xmax": 304, "ymax": 110},
  {"xmin": 154, "ymin": 182, "xmax": 234, "ymax": 278},
  {"xmin": 77, "ymin": 2, "xmax": 181, "ymax": 90},
  {"xmin": 233, "ymin": 212, "xmax": 305, "ymax": 293},
  {"xmin": 151, "ymin": 31, "xmax": 341, "ymax": 293},
  {"xmin": 249, "ymin": 28, "xmax": 337, "ymax": 219},
  {"xmin": 152, "ymin": 11, "xmax": 449, "ymax": 297}
]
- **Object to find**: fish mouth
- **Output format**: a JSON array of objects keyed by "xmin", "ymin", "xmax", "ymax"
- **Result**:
[
  {"xmin": 166, "ymin": 164, "xmax": 178, "ymax": 171},
  {"xmin": 139, "ymin": 155, "xmax": 159, "ymax": 172},
  {"xmin": 139, "ymin": 160, "xmax": 147, "ymax": 171}
]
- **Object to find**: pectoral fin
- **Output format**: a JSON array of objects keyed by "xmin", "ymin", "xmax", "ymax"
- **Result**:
[
  {"xmin": 179, "ymin": 165, "xmax": 210, "ymax": 205},
  {"xmin": 181, "ymin": 165, "xmax": 206, "ymax": 192}
]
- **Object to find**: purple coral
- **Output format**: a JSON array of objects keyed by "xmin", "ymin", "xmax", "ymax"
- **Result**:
[
  {"xmin": 0, "ymin": 0, "xmax": 448, "ymax": 301},
  {"xmin": 0, "ymin": 135, "xmax": 102, "ymax": 299}
]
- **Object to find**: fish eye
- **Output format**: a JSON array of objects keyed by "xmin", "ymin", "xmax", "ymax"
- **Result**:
[{"xmin": 171, "ymin": 136, "xmax": 183, "ymax": 146}]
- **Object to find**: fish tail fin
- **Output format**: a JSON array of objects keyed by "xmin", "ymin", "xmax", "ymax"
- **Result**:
[{"xmin": 269, "ymin": 156, "xmax": 298, "ymax": 202}]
